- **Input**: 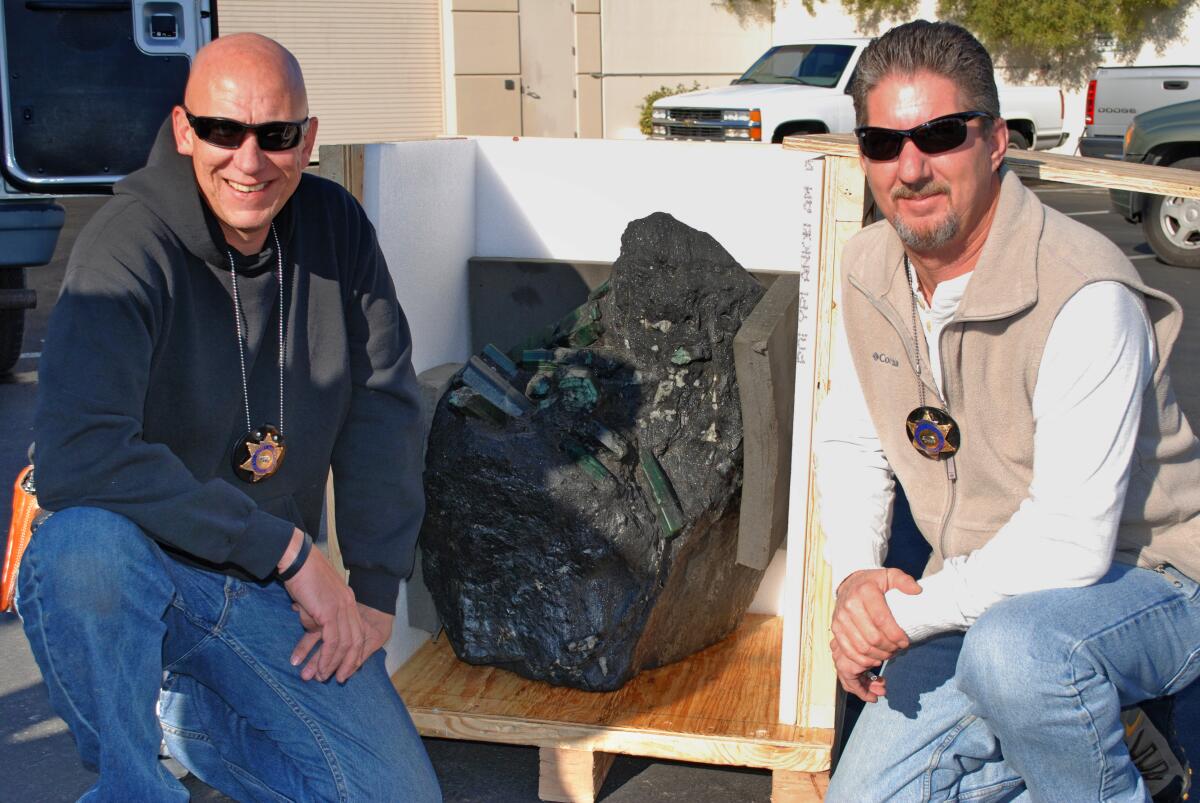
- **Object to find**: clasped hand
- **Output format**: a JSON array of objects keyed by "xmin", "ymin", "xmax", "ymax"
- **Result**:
[
  {"xmin": 279, "ymin": 533, "xmax": 393, "ymax": 683},
  {"xmin": 830, "ymin": 568, "xmax": 920, "ymax": 703}
]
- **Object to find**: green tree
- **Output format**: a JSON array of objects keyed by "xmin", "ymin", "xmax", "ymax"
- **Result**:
[
  {"xmin": 945, "ymin": 0, "xmax": 1193, "ymax": 84},
  {"xmin": 639, "ymin": 83, "xmax": 703, "ymax": 135},
  {"xmin": 718, "ymin": 0, "xmax": 776, "ymax": 23},
  {"xmin": 812, "ymin": 0, "xmax": 1197, "ymax": 86}
]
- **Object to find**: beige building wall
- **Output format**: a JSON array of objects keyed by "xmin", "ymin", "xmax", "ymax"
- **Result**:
[
  {"xmin": 598, "ymin": 0, "xmax": 770, "ymax": 139},
  {"xmin": 450, "ymin": 0, "xmax": 603, "ymax": 138},
  {"xmin": 217, "ymin": 0, "xmax": 445, "ymax": 150},
  {"xmin": 576, "ymin": 3, "xmax": 603, "ymax": 138},
  {"xmin": 602, "ymin": 0, "xmax": 771, "ymax": 74},
  {"xmin": 451, "ymin": 0, "xmax": 522, "ymax": 135},
  {"xmin": 446, "ymin": 0, "xmax": 772, "ymax": 139}
]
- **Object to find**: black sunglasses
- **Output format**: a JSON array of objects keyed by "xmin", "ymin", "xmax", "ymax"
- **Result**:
[
  {"xmin": 184, "ymin": 108, "xmax": 310, "ymax": 152},
  {"xmin": 854, "ymin": 111, "xmax": 993, "ymax": 161}
]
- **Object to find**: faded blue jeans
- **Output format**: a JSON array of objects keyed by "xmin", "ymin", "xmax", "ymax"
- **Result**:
[
  {"xmin": 16, "ymin": 506, "xmax": 442, "ymax": 803},
  {"xmin": 828, "ymin": 562, "xmax": 1200, "ymax": 802}
]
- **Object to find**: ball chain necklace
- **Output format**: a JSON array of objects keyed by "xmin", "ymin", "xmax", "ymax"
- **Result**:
[
  {"xmin": 228, "ymin": 223, "xmax": 288, "ymax": 483},
  {"xmin": 903, "ymin": 254, "xmax": 961, "ymax": 460}
]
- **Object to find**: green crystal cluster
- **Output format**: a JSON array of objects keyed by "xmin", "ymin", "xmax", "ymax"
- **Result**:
[{"xmin": 445, "ymin": 281, "xmax": 689, "ymax": 539}]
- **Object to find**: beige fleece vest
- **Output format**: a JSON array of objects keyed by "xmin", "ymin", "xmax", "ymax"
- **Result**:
[{"xmin": 840, "ymin": 169, "xmax": 1200, "ymax": 582}]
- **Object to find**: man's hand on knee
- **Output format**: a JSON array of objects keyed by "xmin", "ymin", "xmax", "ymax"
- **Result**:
[
  {"xmin": 279, "ymin": 529, "xmax": 366, "ymax": 683},
  {"xmin": 293, "ymin": 602, "xmax": 394, "ymax": 681},
  {"xmin": 830, "ymin": 568, "xmax": 920, "ymax": 701},
  {"xmin": 359, "ymin": 605, "xmax": 394, "ymax": 660}
]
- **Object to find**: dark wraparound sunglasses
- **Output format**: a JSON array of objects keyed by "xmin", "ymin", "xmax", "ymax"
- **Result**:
[
  {"xmin": 854, "ymin": 111, "xmax": 993, "ymax": 161},
  {"xmin": 184, "ymin": 109, "xmax": 310, "ymax": 152}
]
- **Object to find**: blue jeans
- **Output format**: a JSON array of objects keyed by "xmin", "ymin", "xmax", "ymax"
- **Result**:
[
  {"xmin": 829, "ymin": 562, "xmax": 1200, "ymax": 802},
  {"xmin": 16, "ymin": 506, "xmax": 442, "ymax": 803}
]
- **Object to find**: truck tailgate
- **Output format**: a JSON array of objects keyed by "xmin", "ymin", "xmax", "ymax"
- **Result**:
[{"xmin": 1090, "ymin": 67, "xmax": 1200, "ymax": 138}]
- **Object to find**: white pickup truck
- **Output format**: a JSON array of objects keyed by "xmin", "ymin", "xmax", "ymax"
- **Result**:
[
  {"xmin": 650, "ymin": 38, "xmax": 1067, "ymax": 150},
  {"xmin": 1078, "ymin": 66, "xmax": 1200, "ymax": 159}
]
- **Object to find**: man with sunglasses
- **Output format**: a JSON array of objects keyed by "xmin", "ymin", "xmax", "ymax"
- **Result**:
[
  {"xmin": 18, "ymin": 33, "xmax": 442, "ymax": 801},
  {"xmin": 815, "ymin": 20, "xmax": 1200, "ymax": 801}
]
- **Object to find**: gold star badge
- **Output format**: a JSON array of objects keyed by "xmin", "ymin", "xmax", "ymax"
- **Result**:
[
  {"xmin": 905, "ymin": 406, "xmax": 960, "ymax": 460},
  {"xmin": 235, "ymin": 425, "xmax": 286, "ymax": 482}
]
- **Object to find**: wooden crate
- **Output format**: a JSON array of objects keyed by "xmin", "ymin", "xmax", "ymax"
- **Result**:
[
  {"xmin": 343, "ymin": 136, "xmax": 1200, "ymax": 801},
  {"xmin": 392, "ymin": 615, "xmax": 832, "ymax": 802}
]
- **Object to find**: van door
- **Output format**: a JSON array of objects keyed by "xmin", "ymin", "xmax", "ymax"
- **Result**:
[{"xmin": 0, "ymin": 0, "xmax": 211, "ymax": 193}]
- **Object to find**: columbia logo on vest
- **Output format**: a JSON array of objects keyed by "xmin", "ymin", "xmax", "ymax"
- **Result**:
[{"xmin": 872, "ymin": 352, "xmax": 900, "ymax": 367}]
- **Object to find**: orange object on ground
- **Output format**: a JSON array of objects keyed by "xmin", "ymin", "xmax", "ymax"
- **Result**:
[{"xmin": 2, "ymin": 466, "xmax": 39, "ymax": 613}]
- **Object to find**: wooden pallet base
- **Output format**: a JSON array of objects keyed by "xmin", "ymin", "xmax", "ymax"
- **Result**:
[{"xmin": 392, "ymin": 615, "xmax": 832, "ymax": 802}]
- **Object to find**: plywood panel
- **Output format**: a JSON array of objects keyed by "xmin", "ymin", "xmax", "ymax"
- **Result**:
[
  {"xmin": 393, "ymin": 615, "xmax": 833, "ymax": 771},
  {"xmin": 784, "ymin": 133, "xmax": 1200, "ymax": 199},
  {"xmin": 794, "ymin": 154, "xmax": 865, "ymax": 731},
  {"xmin": 734, "ymin": 275, "xmax": 799, "ymax": 570}
]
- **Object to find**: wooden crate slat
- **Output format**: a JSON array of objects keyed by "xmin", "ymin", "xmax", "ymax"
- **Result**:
[
  {"xmin": 772, "ymin": 769, "xmax": 830, "ymax": 802},
  {"xmin": 789, "ymin": 154, "xmax": 866, "ymax": 731},
  {"xmin": 538, "ymin": 747, "xmax": 616, "ymax": 803},
  {"xmin": 393, "ymin": 615, "xmax": 833, "ymax": 772},
  {"xmin": 783, "ymin": 133, "xmax": 1200, "ymax": 199}
]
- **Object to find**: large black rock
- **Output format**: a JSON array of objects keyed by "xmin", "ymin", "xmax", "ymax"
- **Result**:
[{"xmin": 420, "ymin": 213, "xmax": 767, "ymax": 691}]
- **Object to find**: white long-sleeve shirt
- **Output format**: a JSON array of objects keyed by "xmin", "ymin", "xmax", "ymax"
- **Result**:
[{"xmin": 816, "ymin": 275, "xmax": 1156, "ymax": 643}]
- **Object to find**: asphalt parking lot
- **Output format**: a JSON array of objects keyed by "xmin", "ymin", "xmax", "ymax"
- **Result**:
[{"xmin": 1, "ymin": 179, "xmax": 1198, "ymax": 801}]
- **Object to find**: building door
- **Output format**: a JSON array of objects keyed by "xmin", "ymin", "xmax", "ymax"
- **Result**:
[{"xmin": 518, "ymin": 0, "xmax": 575, "ymax": 137}]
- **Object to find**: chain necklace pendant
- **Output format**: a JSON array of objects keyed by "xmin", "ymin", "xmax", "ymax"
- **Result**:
[
  {"xmin": 906, "ymin": 405, "xmax": 960, "ymax": 460},
  {"xmin": 233, "ymin": 425, "xmax": 286, "ymax": 482},
  {"xmin": 228, "ymin": 225, "xmax": 289, "ymax": 484},
  {"xmin": 902, "ymin": 255, "xmax": 962, "ymax": 461}
]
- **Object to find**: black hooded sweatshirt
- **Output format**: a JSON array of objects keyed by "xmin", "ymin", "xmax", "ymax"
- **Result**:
[{"xmin": 33, "ymin": 125, "xmax": 424, "ymax": 614}]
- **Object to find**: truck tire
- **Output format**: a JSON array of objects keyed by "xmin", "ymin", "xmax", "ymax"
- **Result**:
[
  {"xmin": 1141, "ymin": 157, "xmax": 1200, "ymax": 269},
  {"xmin": 0, "ymin": 268, "xmax": 27, "ymax": 375},
  {"xmin": 1007, "ymin": 129, "xmax": 1030, "ymax": 150}
]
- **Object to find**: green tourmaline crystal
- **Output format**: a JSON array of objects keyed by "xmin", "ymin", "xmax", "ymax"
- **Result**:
[
  {"xmin": 638, "ymin": 451, "xmax": 684, "ymax": 537},
  {"xmin": 482, "ymin": 343, "xmax": 519, "ymax": 379},
  {"xmin": 589, "ymin": 420, "xmax": 628, "ymax": 459},
  {"xmin": 568, "ymin": 321, "xmax": 604, "ymax": 348},
  {"xmin": 462, "ymin": 356, "xmax": 532, "ymax": 418},
  {"xmin": 559, "ymin": 375, "xmax": 598, "ymax": 411},
  {"xmin": 563, "ymin": 438, "xmax": 616, "ymax": 491},
  {"xmin": 448, "ymin": 387, "xmax": 508, "ymax": 424}
]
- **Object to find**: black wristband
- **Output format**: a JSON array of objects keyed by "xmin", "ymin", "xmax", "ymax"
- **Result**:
[{"xmin": 277, "ymin": 532, "xmax": 313, "ymax": 582}]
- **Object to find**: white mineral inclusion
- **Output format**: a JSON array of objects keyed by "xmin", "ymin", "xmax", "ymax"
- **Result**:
[{"xmin": 703, "ymin": 422, "xmax": 719, "ymax": 443}]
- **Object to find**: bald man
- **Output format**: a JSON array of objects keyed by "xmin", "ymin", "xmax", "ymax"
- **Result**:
[{"xmin": 18, "ymin": 34, "xmax": 442, "ymax": 801}]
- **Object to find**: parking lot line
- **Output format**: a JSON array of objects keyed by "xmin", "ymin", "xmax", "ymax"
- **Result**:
[{"xmin": 1066, "ymin": 210, "xmax": 1111, "ymax": 217}]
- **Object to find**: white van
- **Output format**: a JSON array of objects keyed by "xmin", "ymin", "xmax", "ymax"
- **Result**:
[{"xmin": 0, "ymin": 0, "xmax": 212, "ymax": 373}]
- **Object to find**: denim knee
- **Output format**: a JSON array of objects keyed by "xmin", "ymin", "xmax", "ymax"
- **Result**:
[
  {"xmin": 24, "ymin": 506, "xmax": 165, "ymax": 613},
  {"xmin": 956, "ymin": 597, "xmax": 1071, "ymax": 719}
]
